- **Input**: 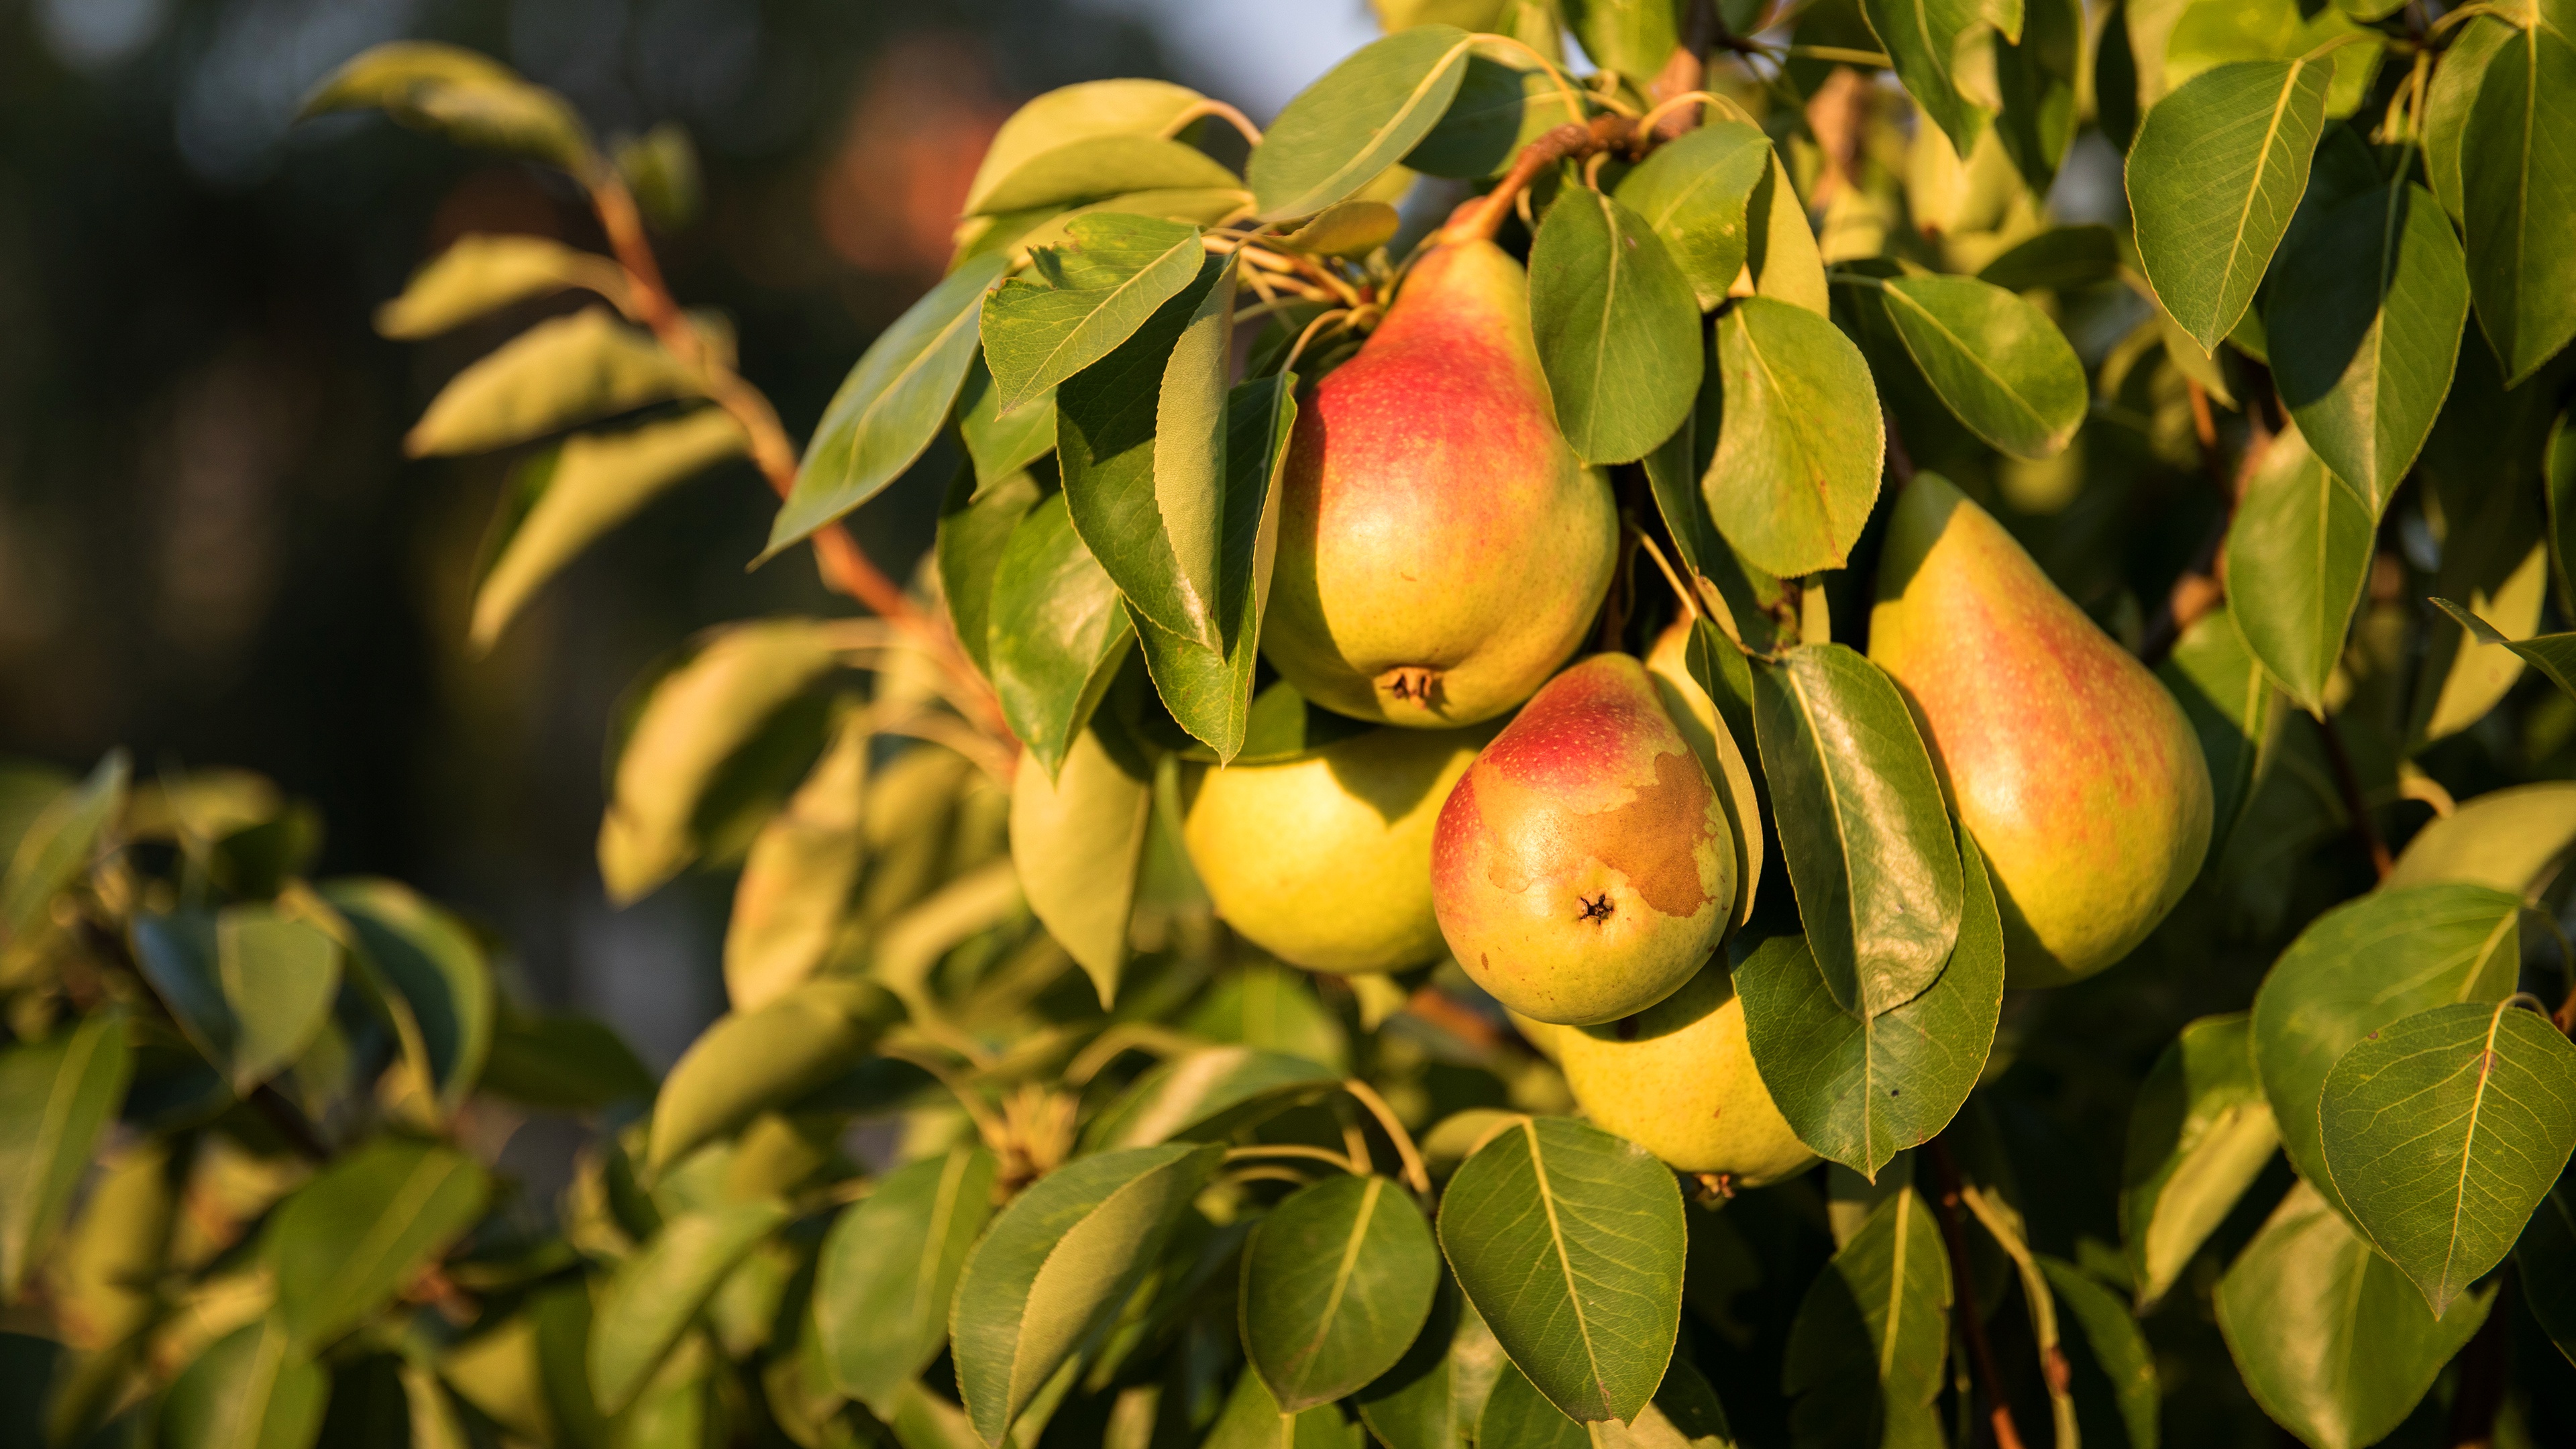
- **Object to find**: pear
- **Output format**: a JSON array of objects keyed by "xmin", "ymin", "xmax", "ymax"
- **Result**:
[
  {"xmin": 1181, "ymin": 723, "xmax": 1490, "ymax": 974},
  {"xmin": 1642, "ymin": 617, "xmax": 1763, "ymax": 932},
  {"xmin": 1264, "ymin": 239, "xmax": 1619, "ymax": 727},
  {"xmin": 1555, "ymin": 958, "xmax": 1816, "ymax": 1187},
  {"xmin": 1433, "ymin": 653, "xmax": 1735, "ymax": 1024},
  {"xmin": 1870, "ymin": 473, "xmax": 2213, "ymax": 986}
]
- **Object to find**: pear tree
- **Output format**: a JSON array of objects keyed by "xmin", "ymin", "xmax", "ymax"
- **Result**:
[{"xmin": 7, "ymin": 2, "xmax": 2576, "ymax": 1446}]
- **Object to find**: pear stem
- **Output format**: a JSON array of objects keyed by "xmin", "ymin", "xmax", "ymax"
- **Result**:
[
  {"xmin": 1341, "ymin": 1079, "xmax": 1434, "ymax": 1195},
  {"xmin": 1441, "ymin": 113, "xmax": 1639, "ymax": 246},
  {"xmin": 1928, "ymin": 1138, "xmax": 2029, "ymax": 1449}
]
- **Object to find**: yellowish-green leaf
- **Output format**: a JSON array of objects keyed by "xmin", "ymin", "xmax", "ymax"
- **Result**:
[
  {"xmin": 302, "ymin": 41, "xmax": 594, "ymax": 174},
  {"xmin": 1009, "ymin": 719, "xmax": 1152, "ymax": 1006},
  {"xmin": 406, "ymin": 307, "xmax": 699, "ymax": 458},
  {"xmin": 722, "ymin": 707, "xmax": 868, "ymax": 1013},
  {"xmin": 645, "ymin": 976, "xmax": 899, "ymax": 1175},
  {"xmin": 376, "ymin": 233, "xmax": 626, "ymax": 339},
  {"xmin": 2122, "ymin": 1012, "xmax": 2279, "ymax": 1309},
  {"xmin": 267, "ymin": 1138, "xmax": 488, "ymax": 1352},
  {"xmin": 0, "ymin": 1012, "xmax": 131, "ymax": 1300}
]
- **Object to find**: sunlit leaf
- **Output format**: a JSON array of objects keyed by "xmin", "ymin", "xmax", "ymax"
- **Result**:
[
  {"xmin": 2222, "ymin": 423, "xmax": 2373, "ymax": 715},
  {"xmin": 268, "ymin": 1138, "xmax": 488, "ymax": 1353},
  {"xmin": 1250, "ymin": 27, "xmax": 1476, "ymax": 219},
  {"xmin": 405, "ymin": 308, "xmax": 698, "ymax": 458},
  {"xmin": 1244, "ymin": 1175, "xmax": 1441, "ymax": 1411},
  {"xmin": 2126, "ymin": 58, "xmax": 2331, "ymax": 350},
  {"xmin": 1703, "ymin": 298, "xmax": 1882, "ymax": 576},
  {"xmin": 815, "ymin": 1145, "xmax": 999, "ymax": 1418},
  {"xmin": 2122, "ymin": 1012, "xmax": 2279, "ymax": 1309},
  {"xmin": 1528, "ymin": 187, "xmax": 1703, "ymax": 466}
]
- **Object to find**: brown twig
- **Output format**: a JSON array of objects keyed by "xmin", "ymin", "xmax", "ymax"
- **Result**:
[
  {"xmin": 2315, "ymin": 710, "xmax": 2394, "ymax": 882},
  {"xmin": 1929, "ymin": 1138, "xmax": 2028, "ymax": 1449}
]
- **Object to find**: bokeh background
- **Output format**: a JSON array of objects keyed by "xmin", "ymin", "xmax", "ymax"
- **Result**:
[{"xmin": 0, "ymin": 0, "xmax": 1387, "ymax": 1068}]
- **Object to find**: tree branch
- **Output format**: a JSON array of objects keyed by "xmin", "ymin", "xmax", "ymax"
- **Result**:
[{"xmin": 1929, "ymin": 1138, "xmax": 2028, "ymax": 1449}]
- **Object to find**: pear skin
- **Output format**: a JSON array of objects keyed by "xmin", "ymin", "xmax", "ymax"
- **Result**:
[
  {"xmin": 1432, "ymin": 654, "xmax": 1735, "ymax": 1024},
  {"xmin": 1870, "ymin": 473, "xmax": 2212, "ymax": 986},
  {"xmin": 1556, "ymin": 959, "xmax": 1817, "ymax": 1186},
  {"xmin": 1264, "ymin": 239, "xmax": 1618, "ymax": 727},
  {"xmin": 1181, "ymin": 724, "xmax": 1490, "ymax": 974}
]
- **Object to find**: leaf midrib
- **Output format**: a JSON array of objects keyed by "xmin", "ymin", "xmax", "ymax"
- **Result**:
[
  {"xmin": 2219, "ymin": 60, "xmax": 2316, "ymax": 327},
  {"xmin": 1521, "ymin": 1120, "xmax": 1612, "ymax": 1413},
  {"xmin": 1001, "ymin": 233, "xmax": 1200, "ymax": 407},
  {"xmin": 1286, "ymin": 1176, "xmax": 1385, "ymax": 1398},
  {"xmin": 1886, "ymin": 283, "xmax": 2053, "ymax": 441}
]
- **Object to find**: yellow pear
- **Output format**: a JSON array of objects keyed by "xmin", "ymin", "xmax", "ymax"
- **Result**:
[
  {"xmin": 1181, "ymin": 723, "xmax": 1490, "ymax": 974},
  {"xmin": 1556, "ymin": 958, "xmax": 1816, "ymax": 1187},
  {"xmin": 1870, "ymin": 473, "xmax": 2213, "ymax": 985}
]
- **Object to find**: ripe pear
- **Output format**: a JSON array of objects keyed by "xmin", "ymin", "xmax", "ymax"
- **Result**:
[
  {"xmin": 1870, "ymin": 473, "xmax": 2213, "ymax": 986},
  {"xmin": 1556, "ymin": 958, "xmax": 1816, "ymax": 1187},
  {"xmin": 1433, "ymin": 654, "xmax": 1735, "ymax": 1024},
  {"xmin": 1181, "ymin": 723, "xmax": 1491, "ymax": 974},
  {"xmin": 1263, "ymin": 239, "xmax": 1618, "ymax": 727}
]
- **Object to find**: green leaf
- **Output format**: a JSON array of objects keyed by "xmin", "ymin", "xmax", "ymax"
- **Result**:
[
  {"xmin": 1008, "ymin": 718, "xmax": 1153, "ymax": 1006},
  {"xmin": 1203, "ymin": 1362, "xmax": 1368, "ymax": 1449},
  {"xmin": 0, "ymin": 1012, "xmax": 130, "ymax": 1299},
  {"xmin": 1083, "ymin": 1046, "xmax": 1341, "ymax": 1151},
  {"xmin": 131, "ymin": 904, "xmax": 341, "ymax": 1094},
  {"xmin": 1, "ymin": 751, "xmax": 127, "ymax": 945},
  {"xmin": 722, "ymin": 707, "xmax": 868, "ymax": 1012},
  {"xmin": 963, "ymin": 80, "xmax": 1208, "ymax": 215},
  {"xmin": 1130, "ymin": 373, "xmax": 1299, "ymax": 759},
  {"xmin": 957, "ymin": 360, "xmax": 1057, "ymax": 487},
  {"xmin": 319, "ymin": 879, "xmax": 494, "ymax": 1120},
  {"xmin": 1735, "ymin": 822, "xmax": 2003, "ymax": 1179},
  {"xmin": 939, "ymin": 469, "xmax": 1043, "ymax": 682},
  {"xmin": 405, "ymin": 308, "xmax": 698, "ymax": 458},
  {"xmin": 1250, "ymin": 27, "xmax": 1476, "ymax": 219},
  {"xmin": 2161, "ymin": 0, "xmax": 2384, "ymax": 121},
  {"xmin": 2320, "ymin": 999, "xmax": 2576, "ymax": 1314},
  {"xmin": 597, "ymin": 619, "xmax": 843, "ymax": 901},
  {"xmin": 1782, "ymin": 1185, "xmax": 1951, "ymax": 1449},
  {"xmin": 765, "ymin": 253, "xmax": 1006, "ymax": 555},
  {"xmin": 2267, "ymin": 182, "xmax": 2470, "ymax": 508},
  {"xmin": 2039, "ymin": 1256, "xmax": 2159, "ymax": 1449},
  {"xmin": 301, "ymin": 42, "xmax": 593, "ymax": 174},
  {"xmin": 2431, "ymin": 597, "xmax": 2576, "ymax": 706},
  {"xmin": 2251, "ymin": 883, "xmax": 2524, "ymax": 1221},
  {"xmin": 2155, "ymin": 605, "xmax": 2278, "ymax": 854},
  {"xmin": 2126, "ymin": 58, "xmax": 2332, "ymax": 350},
  {"xmin": 979, "ymin": 214, "xmax": 1207, "ymax": 414},
  {"xmin": 1407, "ymin": 54, "xmax": 1586, "ymax": 180},
  {"xmin": 161, "ymin": 1318, "xmax": 328, "ymax": 1449},
  {"xmin": 1874, "ymin": 274, "xmax": 2086, "ymax": 460},
  {"xmin": 1474, "ymin": 1362, "xmax": 1587, "ymax": 1449},
  {"xmin": 590, "ymin": 1201, "xmax": 789, "ymax": 1415},
  {"xmin": 1703, "ymin": 297, "xmax": 1883, "ymax": 576},
  {"xmin": 2413, "ymin": 497, "xmax": 2557, "ymax": 748},
  {"xmin": 2461, "ymin": 22, "xmax": 2576, "ymax": 386},
  {"xmin": 986, "ymin": 494, "xmax": 1137, "ymax": 777},
  {"xmin": 1612, "ymin": 123, "xmax": 1773, "ymax": 311},
  {"xmin": 2121, "ymin": 1012, "xmax": 2279, "ymax": 1310},
  {"xmin": 374, "ymin": 233, "xmax": 623, "ymax": 339},
  {"xmin": 472, "ymin": 409, "xmax": 747, "ymax": 648},
  {"xmin": 2551, "ymin": 411, "xmax": 2575, "ymax": 613},
  {"xmin": 646, "ymin": 977, "xmax": 899, "ymax": 1175},
  {"xmin": 1752, "ymin": 644, "xmax": 1964, "ymax": 1019},
  {"xmin": 2386, "ymin": 780, "xmax": 2576, "ymax": 897},
  {"xmin": 969, "ymin": 136, "xmax": 1241, "ymax": 215},
  {"xmin": 1244, "ymin": 1175, "xmax": 1441, "ymax": 1411},
  {"xmin": 1436, "ymin": 1116, "xmax": 1686, "ymax": 1424},
  {"xmin": 1278, "ymin": 200, "xmax": 1404, "ymax": 256},
  {"xmin": 2221, "ymin": 422, "xmax": 2375, "ymax": 715},
  {"xmin": 816, "ymin": 1145, "xmax": 1000, "ymax": 1418},
  {"xmin": 267, "ymin": 1138, "xmax": 489, "ymax": 1353},
  {"xmin": 1477, "ymin": 1352, "xmax": 1736, "ymax": 1448},
  {"xmin": 2216, "ymin": 1181, "xmax": 2493, "ymax": 1449},
  {"xmin": 2518, "ymin": 1157, "xmax": 2576, "ymax": 1363},
  {"xmin": 1561, "ymin": 0, "xmax": 1682, "ymax": 81},
  {"xmin": 478, "ymin": 1011, "xmax": 655, "ymax": 1112},
  {"xmin": 1529, "ymin": 188, "xmax": 1704, "ymax": 466},
  {"xmin": 952, "ymin": 1142, "xmax": 1224, "ymax": 1446},
  {"xmin": 1745, "ymin": 154, "xmax": 1829, "ymax": 316},
  {"xmin": 1861, "ymin": 0, "xmax": 2000, "ymax": 154},
  {"xmin": 1976, "ymin": 223, "xmax": 2121, "ymax": 293},
  {"xmin": 1354, "ymin": 1275, "xmax": 1509, "ymax": 1449},
  {"xmin": 2424, "ymin": 17, "xmax": 2515, "ymax": 224}
]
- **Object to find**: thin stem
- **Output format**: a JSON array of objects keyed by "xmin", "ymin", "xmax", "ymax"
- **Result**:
[
  {"xmin": 877, "ymin": 1040, "xmax": 1013, "ymax": 1146},
  {"xmin": 1342, "ymin": 1078, "xmax": 1433, "ymax": 1195},
  {"xmin": 1338, "ymin": 1106, "xmax": 1379, "ymax": 1177},
  {"xmin": 1635, "ymin": 530, "xmax": 1703, "ymax": 622},
  {"xmin": 1959, "ymin": 1185, "xmax": 2078, "ymax": 1449},
  {"xmin": 1632, "ymin": 89, "xmax": 1716, "ymax": 141},
  {"xmin": 1280, "ymin": 308, "xmax": 1354, "ymax": 376},
  {"xmin": 1225, "ymin": 1144, "xmax": 1362, "ymax": 1173},
  {"xmin": 1158, "ymin": 97, "xmax": 1264, "ymax": 148},
  {"xmin": 1784, "ymin": 44, "xmax": 1892, "ymax": 66},
  {"xmin": 2315, "ymin": 710, "xmax": 2394, "ymax": 882},
  {"xmin": 1466, "ymin": 34, "xmax": 1592, "ymax": 125},
  {"xmin": 1222, "ymin": 1165, "xmax": 1320, "ymax": 1189},
  {"xmin": 1929, "ymin": 1139, "xmax": 2028, "ymax": 1449},
  {"xmin": 1443, "ymin": 115, "xmax": 1636, "ymax": 245},
  {"xmin": 2428, "ymin": 1, "xmax": 2514, "ymax": 40}
]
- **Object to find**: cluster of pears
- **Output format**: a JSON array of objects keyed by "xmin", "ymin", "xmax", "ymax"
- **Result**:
[{"xmin": 1175, "ymin": 230, "xmax": 2212, "ymax": 1187}]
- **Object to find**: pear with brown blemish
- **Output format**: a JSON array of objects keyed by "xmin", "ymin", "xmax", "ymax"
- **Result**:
[{"xmin": 1431, "ymin": 653, "xmax": 1735, "ymax": 1025}]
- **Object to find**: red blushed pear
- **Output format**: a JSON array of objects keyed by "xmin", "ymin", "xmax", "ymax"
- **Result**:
[
  {"xmin": 1262, "ymin": 237, "xmax": 1617, "ymax": 727},
  {"xmin": 1870, "ymin": 472, "xmax": 2212, "ymax": 987},
  {"xmin": 1432, "ymin": 654, "xmax": 1735, "ymax": 1025}
]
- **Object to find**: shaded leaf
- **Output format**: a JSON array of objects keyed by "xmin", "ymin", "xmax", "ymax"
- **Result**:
[
  {"xmin": 2268, "ymin": 182, "xmax": 2469, "ymax": 508},
  {"xmin": 478, "ymin": 1011, "xmax": 655, "ymax": 1112},
  {"xmin": 957, "ymin": 360, "xmax": 1057, "ymax": 487},
  {"xmin": 1437, "ymin": 1116, "xmax": 1686, "ymax": 1424},
  {"xmin": 2518, "ymin": 1157, "xmax": 2576, "ymax": 1363},
  {"xmin": 2155, "ymin": 605, "xmax": 2277, "ymax": 854},
  {"xmin": 1204, "ymin": 1363, "xmax": 1368, "ymax": 1449},
  {"xmin": 1875, "ymin": 274, "xmax": 2086, "ymax": 460},
  {"xmin": 472, "ymin": 409, "xmax": 747, "ymax": 648},
  {"xmin": 979, "ymin": 214, "xmax": 1207, "ymax": 414},
  {"xmin": 405, "ymin": 308, "xmax": 697, "ymax": 458},
  {"xmin": 1245, "ymin": 1174, "xmax": 1442, "ymax": 1411},
  {"xmin": 985, "ymin": 494, "xmax": 1136, "ymax": 777},
  {"xmin": 1861, "ymin": 0, "xmax": 2001, "ymax": 154},
  {"xmin": 2461, "ymin": 22, "xmax": 2576, "ymax": 386},
  {"xmin": 1278, "ymin": 200, "xmax": 1403, "ymax": 256},
  {"xmin": 131, "ymin": 904, "xmax": 341, "ymax": 1094},
  {"xmin": 938, "ymin": 468, "xmax": 1044, "ymax": 682},
  {"xmin": 767, "ymin": 253, "xmax": 1006, "ymax": 554},
  {"xmin": 1354, "ymin": 1274, "xmax": 1509, "ymax": 1449},
  {"xmin": 1406, "ymin": 53, "xmax": 1586, "ymax": 181},
  {"xmin": 1782, "ymin": 1186, "xmax": 1950, "ymax": 1449},
  {"xmin": 2320, "ymin": 999, "xmax": 2576, "ymax": 1314},
  {"xmin": 1990, "ymin": 0, "xmax": 2084, "ymax": 191},
  {"xmin": 646, "ymin": 977, "xmax": 899, "ymax": 1174},
  {"xmin": 2039, "ymin": 1256, "xmax": 2159, "ymax": 1449},
  {"xmin": 1752, "ymin": 644, "xmax": 1963, "ymax": 1018},
  {"xmin": 722, "ymin": 706, "xmax": 868, "ymax": 1012},
  {"xmin": 1975, "ymin": 223, "xmax": 2121, "ymax": 293},
  {"xmin": 161, "ymin": 1318, "xmax": 327, "ymax": 1449},
  {"xmin": 816, "ymin": 1145, "xmax": 1000, "ymax": 1418},
  {"xmin": 2126, "ymin": 58, "xmax": 2332, "ymax": 350},
  {"xmin": 1703, "ymin": 298, "xmax": 1883, "ymax": 576},
  {"xmin": 1613, "ymin": 123, "xmax": 1774, "ymax": 311},
  {"xmin": 951, "ymin": 1142, "xmax": 1224, "ymax": 1446},
  {"xmin": 2250, "ymin": 883, "xmax": 2523, "ymax": 1220},
  {"xmin": 2121, "ymin": 1012, "xmax": 2279, "ymax": 1310},
  {"xmin": 1735, "ymin": 822, "xmax": 2002, "ymax": 1180},
  {"xmin": 2431, "ymin": 597, "xmax": 2576, "ymax": 706},
  {"xmin": 302, "ymin": 42, "xmax": 592, "ymax": 172},
  {"xmin": 1, "ymin": 751, "xmax": 127, "ymax": 945},
  {"xmin": 1529, "ymin": 187, "xmax": 1703, "ymax": 465},
  {"xmin": 2424, "ymin": 17, "xmax": 2515, "ymax": 223},
  {"xmin": 1009, "ymin": 716, "xmax": 1153, "ymax": 1006},
  {"xmin": 0, "ymin": 1012, "xmax": 131, "ymax": 1299},
  {"xmin": 1083, "ymin": 1046, "xmax": 1341, "ymax": 1150},
  {"xmin": 590, "ymin": 1201, "xmax": 788, "ymax": 1414},
  {"xmin": 1250, "ymin": 28, "xmax": 1476, "ymax": 219},
  {"xmin": 1561, "ymin": 0, "xmax": 1682, "ymax": 81},
  {"xmin": 320, "ymin": 879, "xmax": 494, "ymax": 1120},
  {"xmin": 2222, "ymin": 423, "xmax": 2374, "ymax": 715},
  {"xmin": 268, "ymin": 1138, "xmax": 489, "ymax": 1353},
  {"xmin": 2216, "ymin": 1181, "xmax": 2492, "ymax": 1449},
  {"xmin": 375, "ymin": 233, "xmax": 623, "ymax": 339}
]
